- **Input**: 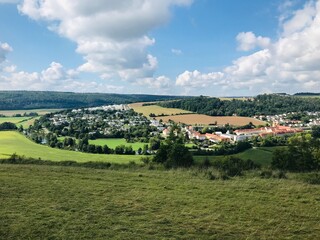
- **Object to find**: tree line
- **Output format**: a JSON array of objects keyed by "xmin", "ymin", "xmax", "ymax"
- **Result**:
[
  {"xmin": 0, "ymin": 91, "xmax": 188, "ymax": 110},
  {"xmin": 158, "ymin": 94, "xmax": 320, "ymax": 116}
]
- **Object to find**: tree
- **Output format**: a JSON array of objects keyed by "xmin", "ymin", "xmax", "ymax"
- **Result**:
[{"xmin": 153, "ymin": 142, "xmax": 193, "ymax": 168}]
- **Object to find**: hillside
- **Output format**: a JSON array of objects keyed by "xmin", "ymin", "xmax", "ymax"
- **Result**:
[
  {"xmin": 0, "ymin": 91, "xmax": 188, "ymax": 110},
  {"xmin": 1, "ymin": 164, "xmax": 319, "ymax": 239}
]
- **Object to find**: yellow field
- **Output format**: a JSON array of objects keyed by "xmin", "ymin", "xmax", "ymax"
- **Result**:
[
  {"xmin": 156, "ymin": 114, "xmax": 266, "ymax": 126},
  {"xmin": 129, "ymin": 102, "xmax": 191, "ymax": 117}
]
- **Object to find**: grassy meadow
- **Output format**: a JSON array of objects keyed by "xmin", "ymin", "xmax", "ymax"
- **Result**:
[
  {"xmin": 0, "ymin": 131, "xmax": 141, "ymax": 164},
  {"xmin": 1, "ymin": 164, "xmax": 319, "ymax": 239},
  {"xmin": 0, "ymin": 116, "xmax": 30, "ymax": 124},
  {"xmin": 129, "ymin": 102, "xmax": 191, "ymax": 117},
  {"xmin": 89, "ymin": 138, "xmax": 148, "ymax": 150},
  {"xmin": 0, "ymin": 108, "xmax": 62, "ymax": 116},
  {"xmin": 194, "ymin": 146, "xmax": 282, "ymax": 167}
]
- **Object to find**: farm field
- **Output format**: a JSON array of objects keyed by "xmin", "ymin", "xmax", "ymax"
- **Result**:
[
  {"xmin": 156, "ymin": 114, "xmax": 266, "ymax": 126},
  {"xmin": 0, "ymin": 108, "xmax": 62, "ymax": 116},
  {"xmin": 129, "ymin": 102, "xmax": 191, "ymax": 117},
  {"xmin": 1, "ymin": 164, "xmax": 319, "ymax": 239},
  {"xmin": 0, "ymin": 131, "xmax": 141, "ymax": 164},
  {"xmin": 89, "ymin": 138, "xmax": 148, "ymax": 150}
]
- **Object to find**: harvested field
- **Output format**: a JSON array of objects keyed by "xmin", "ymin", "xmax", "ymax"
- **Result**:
[
  {"xmin": 156, "ymin": 114, "xmax": 266, "ymax": 126},
  {"xmin": 129, "ymin": 102, "xmax": 191, "ymax": 117}
]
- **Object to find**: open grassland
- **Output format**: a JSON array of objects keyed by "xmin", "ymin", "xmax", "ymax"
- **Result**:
[
  {"xmin": 89, "ymin": 138, "xmax": 148, "ymax": 150},
  {"xmin": 0, "ymin": 131, "xmax": 141, "ymax": 164},
  {"xmin": 0, "ymin": 108, "xmax": 62, "ymax": 116},
  {"xmin": 0, "ymin": 116, "xmax": 41, "ymax": 128},
  {"xmin": 194, "ymin": 146, "xmax": 284, "ymax": 167},
  {"xmin": 1, "ymin": 164, "xmax": 319, "ymax": 239},
  {"xmin": 129, "ymin": 102, "xmax": 191, "ymax": 117},
  {"xmin": 0, "ymin": 117, "xmax": 31, "ymax": 124},
  {"xmin": 156, "ymin": 114, "xmax": 266, "ymax": 126}
]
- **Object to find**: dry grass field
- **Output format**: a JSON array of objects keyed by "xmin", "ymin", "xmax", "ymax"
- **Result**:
[
  {"xmin": 156, "ymin": 114, "xmax": 266, "ymax": 126},
  {"xmin": 129, "ymin": 102, "xmax": 191, "ymax": 117}
]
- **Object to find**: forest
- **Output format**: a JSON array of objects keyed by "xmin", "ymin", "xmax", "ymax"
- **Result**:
[
  {"xmin": 0, "ymin": 91, "xmax": 187, "ymax": 110},
  {"xmin": 158, "ymin": 94, "xmax": 320, "ymax": 116}
]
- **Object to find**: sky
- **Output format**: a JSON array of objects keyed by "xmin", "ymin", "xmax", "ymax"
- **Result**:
[{"xmin": 0, "ymin": 0, "xmax": 319, "ymax": 96}]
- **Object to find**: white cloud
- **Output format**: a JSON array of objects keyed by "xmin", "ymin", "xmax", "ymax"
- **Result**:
[
  {"xmin": 281, "ymin": 1, "xmax": 317, "ymax": 36},
  {"xmin": 17, "ymin": 0, "xmax": 193, "ymax": 83},
  {"xmin": 176, "ymin": 70, "xmax": 224, "ymax": 88},
  {"xmin": 0, "ymin": 60, "xmax": 124, "ymax": 92},
  {"xmin": 0, "ymin": 42, "xmax": 12, "ymax": 63},
  {"xmin": 137, "ymin": 75, "xmax": 171, "ymax": 89},
  {"xmin": 171, "ymin": 48, "xmax": 182, "ymax": 55},
  {"xmin": 236, "ymin": 32, "xmax": 271, "ymax": 51},
  {"xmin": 176, "ymin": 0, "xmax": 320, "ymax": 95}
]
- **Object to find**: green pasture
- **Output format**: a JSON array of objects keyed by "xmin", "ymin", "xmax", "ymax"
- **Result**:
[
  {"xmin": 194, "ymin": 146, "xmax": 283, "ymax": 167},
  {"xmin": 0, "ymin": 131, "xmax": 141, "ymax": 164},
  {"xmin": 1, "ymin": 164, "xmax": 319, "ymax": 239},
  {"xmin": 0, "ymin": 117, "xmax": 30, "ymax": 124},
  {"xmin": 0, "ymin": 108, "xmax": 62, "ymax": 116},
  {"xmin": 89, "ymin": 138, "xmax": 148, "ymax": 150}
]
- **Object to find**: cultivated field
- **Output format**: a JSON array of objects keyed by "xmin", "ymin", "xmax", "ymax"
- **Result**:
[
  {"xmin": 89, "ymin": 138, "xmax": 148, "ymax": 150},
  {"xmin": 0, "ymin": 131, "xmax": 141, "ymax": 164},
  {"xmin": 129, "ymin": 102, "xmax": 191, "ymax": 117},
  {"xmin": 156, "ymin": 114, "xmax": 266, "ymax": 126},
  {"xmin": 0, "ymin": 108, "xmax": 62, "ymax": 116},
  {"xmin": 1, "ymin": 164, "xmax": 319, "ymax": 239}
]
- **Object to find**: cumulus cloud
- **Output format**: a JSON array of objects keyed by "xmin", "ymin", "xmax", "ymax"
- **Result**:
[
  {"xmin": 17, "ymin": 0, "xmax": 193, "ymax": 83},
  {"xmin": 236, "ymin": 32, "xmax": 271, "ymax": 51},
  {"xmin": 137, "ymin": 75, "xmax": 171, "ymax": 89},
  {"xmin": 0, "ymin": 61, "xmax": 123, "ymax": 92},
  {"xmin": 0, "ymin": 42, "xmax": 12, "ymax": 64},
  {"xmin": 176, "ymin": 0, "xmax": 320, "ymax": 95}
]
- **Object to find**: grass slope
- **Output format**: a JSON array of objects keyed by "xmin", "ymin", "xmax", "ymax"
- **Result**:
[
  {"xmin": 0, "ymin": 131, "xmax": 141, "ymax": 164},
  {"xmin": 1, "ymin": 164, "xmax": 319, "ymax": 239},
  {"xmin": 0, "ymin": 108, "xmax": 62, "ymax": 117},
  {"xmin": 194, "ymin": 146, "xmax": 283, "ymax": 167},
  {"xmin": 89, "ymin": 138, "xmax": 148, "ymax": 150}
]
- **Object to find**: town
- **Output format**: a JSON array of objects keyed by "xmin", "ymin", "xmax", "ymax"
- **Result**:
[{"xmin": 23, "ymin": 104, "xmax": 320, "ymax": 155}]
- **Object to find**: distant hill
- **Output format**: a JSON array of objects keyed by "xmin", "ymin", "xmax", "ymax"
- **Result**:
[{"xmin": 0, "ymin": 91, "xmax": 188, "ymax": 110}]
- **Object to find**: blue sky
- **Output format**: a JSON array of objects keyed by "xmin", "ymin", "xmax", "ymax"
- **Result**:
[{"xmin": 0, "ymin": 0, "xmax": 319, "ymax": 96}]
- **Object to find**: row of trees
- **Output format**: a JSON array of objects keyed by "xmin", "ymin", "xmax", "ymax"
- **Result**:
[
  {"xmin": 0, "ymin": 91, "xmax": 185, "ymax": 110},
  {"xmin": 158, "ymin": 94, "xmax": 320, "ymax": 116},
  {"xmin": 272, "ymin": 126, "xmax": 320, "ymax": 171}
]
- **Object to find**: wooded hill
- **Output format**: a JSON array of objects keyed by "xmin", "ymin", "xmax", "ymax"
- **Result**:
[
  {"xmin": 0, "ymin": 91, "xmax": 187, "ymax": 110},
  {"xmin": 158, "ymin": 94, "xmax": 320, "ymax": 116}
]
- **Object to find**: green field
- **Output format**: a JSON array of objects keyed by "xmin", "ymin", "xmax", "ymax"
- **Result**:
[
  {"xmin": 0, "ymin": 131, "xmax": 141, "ymax": 164},
  {"xmin": 0, "ymin": 108, "xmax": 62, "ymax": 116},
  {"xmin": 0, "ymin": 117, "xmax": 31, "ymax": 124},
  {"xmin": 194, "ymin": 146, "xmax": 283, "ymax": 167},
  {"xmin": 89, "ymin": 138, "xmax": 148, "ymax": 150},
  {"xmin": 1, "ymin": 164, "xmax": 319, "ymax": 239}
]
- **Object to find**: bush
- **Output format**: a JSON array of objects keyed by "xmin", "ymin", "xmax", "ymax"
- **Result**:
[
  {"xmin": 299, "ymin": 173, "xmax": 320, "ymax": 185},
  {"xmin": 212, "ymin": 157, "xmax": 260, "ymax": 177}
]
